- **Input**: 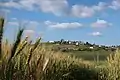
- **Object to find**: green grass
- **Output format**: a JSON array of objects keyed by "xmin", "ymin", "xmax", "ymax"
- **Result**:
[
  {"xmin": 67, "ymin": 50, "xmax": 112, "ymax": 61},
  {"xmin": 43, "ymin": 43, "xmax": 113, "ymax": 61}
]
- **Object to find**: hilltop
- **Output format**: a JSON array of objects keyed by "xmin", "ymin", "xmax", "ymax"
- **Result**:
[{"xmin": 41, "ymin": 39, "xmax": 120, "ymax": 61}]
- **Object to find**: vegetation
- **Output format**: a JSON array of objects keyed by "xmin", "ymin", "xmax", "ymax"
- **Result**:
[
  {"xmin": 1, "ymin": 18, "xmax": 120, "ymax": 80},
  {"xmin": 44, "ymin": 43, "xmax": 114, "ymax": 61}
]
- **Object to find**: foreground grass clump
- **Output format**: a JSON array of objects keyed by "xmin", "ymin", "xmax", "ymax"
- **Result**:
[
  {"xmin": 99, "ymin": 50, "xmax": 120, "ymax": 80},
  {"xmin": 0, "ymin": 18, "xmax": 100, "ymax": 80}
]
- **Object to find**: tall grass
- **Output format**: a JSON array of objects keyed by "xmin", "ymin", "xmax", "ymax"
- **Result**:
[
  {"xmin": 99, "ymin": 50, "xmax": 120, "ymax": 80},
  {"xmin": 0, "ymin": 17, "xmax": 120, "ymax": 80},
  {"xmin": 0, "ymin": 18, "xmax": 4, "ymax": 58}
]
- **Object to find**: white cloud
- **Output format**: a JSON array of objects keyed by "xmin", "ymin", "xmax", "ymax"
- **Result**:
[
  {"xmin": 44, "ymin": 20, "xmax": 53, "ymax": 25},
  {"xmin": 44, "ymin": 21, "xmax": 83, "ymax": 29},
  {"xmin": 0, "ymin": 0, "xmax": 108, "ymax": 17},
  {"xmin": 38, "ymin": 0, "xmax": 69, "ymax": 16},
  {"xmin": 29, "ymin": 21, "xmax": 39, "ymax": 26},
  {"xmin": 25, "ymin": 21, "xmax": 39, "ymax": 30},
  {"xmin": 71, "ymin": 5, "xmax": 95, "ymax": 18},
  {"xmin": 0, "ymin": 0, "xmax": 36, "ymax": 11},
  {"xmin": 23, "ymin": 29, "xmax": 42, "ymax": 39},
  {"xmin": 7, "ymin": 21, "xmax": 19, "ymax": 26},
  {"xmin": 91, "ymin": 19, "xmax": 112, "ymax": 28},
  {"xmin": 24, "ymin": 30, "xmax": 35, "ymax": 34},
  {"xmin": 19, "ymin": 0, "xmax": 37, "ymax": 11},
  {"xmin": 6, "ymin": 19, "xmax": 40, "ymax": 30},
  {"xmin": 109, "ymin": 0, "xmax": 120, "ymax": 10},
  {"xmin": 0, "ymin": 1, "xmax": 21, "ymax": 9},
  {"xmin": 15, "ymin": 20, "xmax": 40, "ymax": 30},
  {"xmin": 23, "ymin": 30, "xmax": 36, "ymax": 39},
  {"xmin": 0, "ymin": 0, "xmax": 69, "ymax": 15},
  {"xmin": 11, "ymin": 18, "xmax": 17, "ymax": 21},
  {"xmin": 89, "ymin": 32, "xmax": 102, "ymax": 36},
  {"xmin": 92, "ymin": 2, "xmax": 107, "ymax": 11},
  {"xmin": 4, "ymin": 0, "xmax": 120, "ymax": 18},
  {"xmin": 71, "ymin": 2, "xmax": 107, "ymax": 18}
]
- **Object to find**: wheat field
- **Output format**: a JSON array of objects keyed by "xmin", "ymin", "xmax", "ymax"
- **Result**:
[{"xmin": 0, "ymin": 18, "xmax": 120, "ymax": 80}]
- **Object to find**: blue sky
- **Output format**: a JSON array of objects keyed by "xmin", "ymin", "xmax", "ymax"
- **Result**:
[{"xmin": 0, "ymin": 0, "xmax": 120, "ymax": 45}]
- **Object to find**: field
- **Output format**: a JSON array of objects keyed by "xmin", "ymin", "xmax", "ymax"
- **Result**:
[
  {"xmin": 43, "ymin": 43, "xmax": 114, "ymax": 61},
  {"xmin": 1, "ymin": 18, "xmax": 120, "ymax": 80},
  {"xmin": 43, "ymin": 43, "xmax": 114, "ymax": 67}
]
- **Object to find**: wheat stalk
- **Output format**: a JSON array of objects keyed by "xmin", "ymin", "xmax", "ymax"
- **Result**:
[
  {"xmin": 8, "ymin": 28, "xmax": 24, "ymax": 62},
  {"xmin": 0, "ymin": 18, "xmax": 4, "ymax": 59}
]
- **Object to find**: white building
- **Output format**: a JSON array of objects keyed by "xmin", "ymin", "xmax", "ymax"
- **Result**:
[
  {"xmin": 48, "ymin": 41, "xmax": 54, "ymax": 43},
  {"xmin": 76, "ymin": 42, "xmax": 79, "ymax": 46},
  {"xmin": 89, "ymin": 47, "xmax": 94, "ymax": 49}
]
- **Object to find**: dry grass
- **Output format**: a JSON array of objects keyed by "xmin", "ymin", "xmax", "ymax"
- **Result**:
[
  {"xmin": 99, "ymin": 50, "xmax": 120, "ymax": 80},
  {"xmin": 0, "ymin": 17, "xmax": 120, "ymax": 80}
]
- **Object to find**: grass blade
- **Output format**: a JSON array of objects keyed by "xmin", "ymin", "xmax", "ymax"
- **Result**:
[
  {"xmin": 0, "ymin": 18, "xmax": 4, "ymax": 59},
  {"xmin": 9, "ymin": 28, "xmax": 24, "ymax": 62}
]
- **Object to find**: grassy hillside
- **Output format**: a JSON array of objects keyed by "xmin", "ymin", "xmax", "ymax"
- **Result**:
[{"xmin": 43, "ymin": 43, "xmax": 114, "ymax": 61}]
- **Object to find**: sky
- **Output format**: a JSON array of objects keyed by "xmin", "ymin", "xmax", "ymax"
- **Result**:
[{"xmin": 0, "ymin": 0, "xmax": 120, "ymax": 45}]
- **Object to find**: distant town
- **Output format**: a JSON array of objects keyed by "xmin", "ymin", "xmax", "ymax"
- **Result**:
[{"xmin": 46, "ymin": 39, "xmax": 120, "ymax": 52}]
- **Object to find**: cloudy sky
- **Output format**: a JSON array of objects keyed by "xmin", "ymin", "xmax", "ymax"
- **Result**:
[{"xmin": 0, "ymin": 0, "xmax": 120, "ymax": 45}]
